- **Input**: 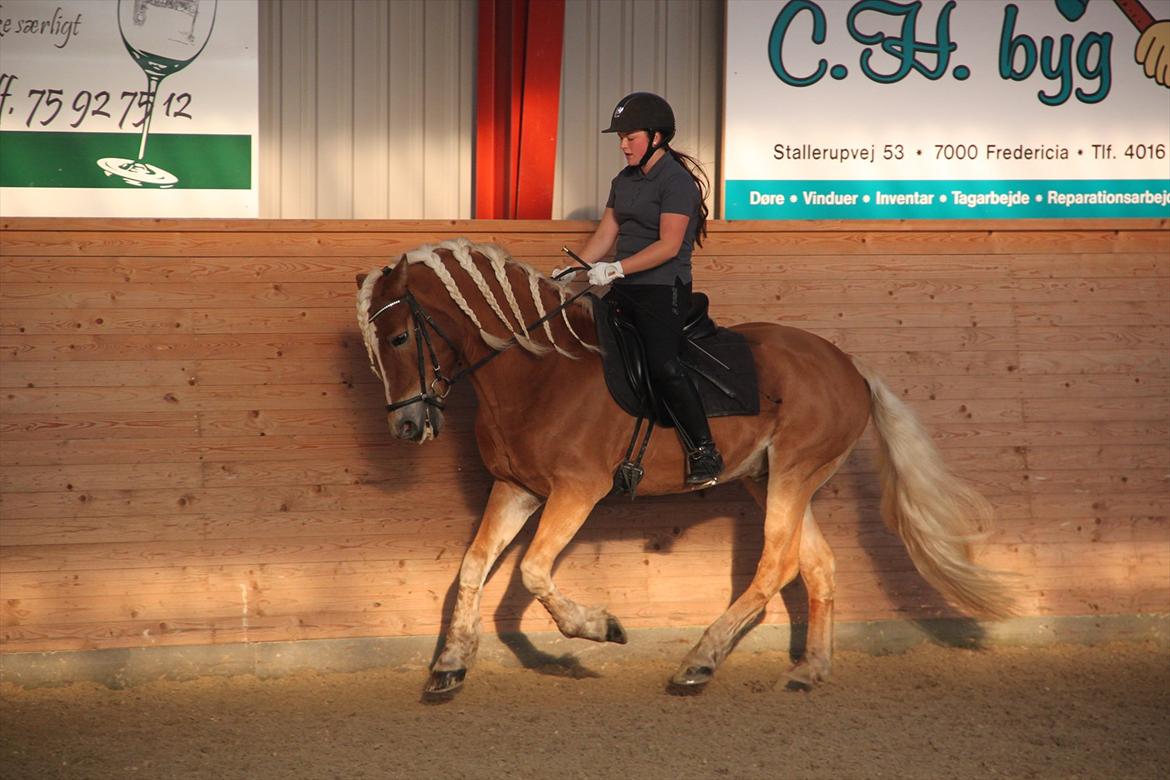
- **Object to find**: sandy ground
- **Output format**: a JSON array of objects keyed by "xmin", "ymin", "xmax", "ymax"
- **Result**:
[{"xmin": 2, "ymin": 641, "xmax": 1167, "ymax": 780}]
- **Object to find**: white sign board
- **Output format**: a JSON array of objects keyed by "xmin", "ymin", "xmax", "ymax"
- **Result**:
[
  {"xmin": 724, "ymin": 0, "xmax": 1170, "ymax": 219},
  {"xmin": 0, "ymin": 0, "xmax": 258, "ymax": 217}
]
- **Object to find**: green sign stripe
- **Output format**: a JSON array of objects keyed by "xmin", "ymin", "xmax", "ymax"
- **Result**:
[
  {"xmin": 726, "ymin": 179, "xmax": 1170, "ymax": 220},
  {"xmin": 0, "ymin": 131, "xmax": 252, "ymax": 189}
]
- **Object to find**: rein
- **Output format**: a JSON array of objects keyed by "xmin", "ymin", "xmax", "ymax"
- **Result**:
[{"xmin": 368, "ymin": 270, "xmax": 595, "ymax": 414}]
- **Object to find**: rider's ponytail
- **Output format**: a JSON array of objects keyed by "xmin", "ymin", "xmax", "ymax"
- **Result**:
[{"xmin": 667, "ymin": 148, "xmax": 710, "ymax": 248}]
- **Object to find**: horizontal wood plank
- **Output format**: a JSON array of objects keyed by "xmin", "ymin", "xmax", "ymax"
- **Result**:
[{"xmin": 1, "ymin": 218, "xmax": 1167, "ymax": 654}]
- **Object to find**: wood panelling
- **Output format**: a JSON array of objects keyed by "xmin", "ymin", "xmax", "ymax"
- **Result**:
[{"xmin": 1, "ymin": 218, "xmax": 1168, "ymax": 655}]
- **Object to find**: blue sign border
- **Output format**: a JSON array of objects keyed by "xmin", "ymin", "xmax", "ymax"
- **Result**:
[{"xmin": 726, "ymin": 179, "xmax": 1170, "ymax": 219}]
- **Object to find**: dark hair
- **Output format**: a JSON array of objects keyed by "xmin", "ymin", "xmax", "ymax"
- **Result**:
[{"xmin": 667, "ymin": 146, "xmax": 710, "ymax": 248}]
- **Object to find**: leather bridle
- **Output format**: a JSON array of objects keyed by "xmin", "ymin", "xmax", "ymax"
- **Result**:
[{"xmin": 367, "ymin": 289, "xmax": 460, "ymax": 414}]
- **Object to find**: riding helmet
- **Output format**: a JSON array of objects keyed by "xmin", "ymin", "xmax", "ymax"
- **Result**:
[{"xmin": 602, "ymin": 92, "xmax": 676, "ymax": 143}]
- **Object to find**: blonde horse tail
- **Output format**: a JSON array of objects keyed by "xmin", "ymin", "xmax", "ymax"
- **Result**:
[{"xmin": 852, "ymin": 358, "xmax": 1019, "ymax": 620}]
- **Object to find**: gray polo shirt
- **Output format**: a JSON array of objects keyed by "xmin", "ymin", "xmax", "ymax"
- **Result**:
[{"xmin": 605, "ymin": 152, "xmax": 701, "ymax": 286}]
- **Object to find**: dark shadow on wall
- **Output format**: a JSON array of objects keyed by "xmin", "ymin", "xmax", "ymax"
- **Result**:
[
  {"xmin": 338, "ymin": 328, "xmax": 492, "ymax": 667},
  {"xmin": 832, "ymin": 448, "xmax": 988, "ymax": 650}
]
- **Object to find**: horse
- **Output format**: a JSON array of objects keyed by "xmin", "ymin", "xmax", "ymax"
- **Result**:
[{"xmin": 355, "ymin": 238, "xmax": 1017, "ymax": 696}]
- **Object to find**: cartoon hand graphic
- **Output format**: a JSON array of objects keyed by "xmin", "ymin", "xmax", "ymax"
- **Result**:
[{"xmin": 1135, "ymin": 20, "xmax": 1170, "ymax": 86}]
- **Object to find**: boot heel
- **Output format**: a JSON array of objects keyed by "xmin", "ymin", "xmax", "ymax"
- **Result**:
[{"xmin": 686, "ymin": 444, "xmax": 724, "ymax": 485}]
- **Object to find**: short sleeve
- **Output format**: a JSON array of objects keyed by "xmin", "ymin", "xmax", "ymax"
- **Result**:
[
  {"xmin": 605, "ymin": 176, "xmax": 618, "ymax": 209},
  {"xmin": 660, "ymin": 170, "xmax": 699, "ymax": 216}
]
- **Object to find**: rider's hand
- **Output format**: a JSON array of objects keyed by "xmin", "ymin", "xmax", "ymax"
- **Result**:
[
  {"xmin": 587, "ymin": 260, "xmax": 625, "ymax": 287},
  {"xmin": 551, "ymin": 265, "xmax": 579, "ymax": 283}
]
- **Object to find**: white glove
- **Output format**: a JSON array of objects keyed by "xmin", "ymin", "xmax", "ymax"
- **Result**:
[
  {"xmin": 550, "ymin": 265, "xmax": 579, "ymax": 283},
  {"xmin": 587, "ymin": 260, "xmax": 625, "ymax": 287}
]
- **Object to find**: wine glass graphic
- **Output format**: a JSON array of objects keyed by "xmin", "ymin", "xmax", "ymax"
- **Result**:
[{"xmin": 97, "ymin": 0, "xmax": 218, "ymax": 187}]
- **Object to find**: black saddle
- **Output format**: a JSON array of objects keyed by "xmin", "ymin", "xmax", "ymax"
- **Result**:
[{"xmin": 592, "ymin": 291, "xmax": 759, "ymax": 427}]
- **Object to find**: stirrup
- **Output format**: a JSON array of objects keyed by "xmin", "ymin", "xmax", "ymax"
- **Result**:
[{"xmin": 686, "ymin": 443, "xmax": 723, "ymax": 486}]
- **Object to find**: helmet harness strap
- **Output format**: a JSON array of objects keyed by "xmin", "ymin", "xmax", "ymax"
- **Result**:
[
  {"xmin": 636, "ymin": 128, "xmax": 676, "ymax": 170},
  {"xmin": 637, "ymin": 132, "xmax": 660, "ymax": 169}
]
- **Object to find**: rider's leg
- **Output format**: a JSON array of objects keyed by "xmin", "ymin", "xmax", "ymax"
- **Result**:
[
  {"xmin": 612, "ymin": 280, "xmax": 723, "ymax": 484},
  {"xmin": 655, "ymin": 358, "xmax": 723, "ymax": 485}
]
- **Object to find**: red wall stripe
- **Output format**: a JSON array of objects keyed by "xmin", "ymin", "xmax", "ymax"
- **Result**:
[
  {"xmin": 475, "ymin": 0, "xmax": 564, "ymax": 219},
  {"xmin": 515, "ymin": 0, "xmax": 565, "ymax": 219}
]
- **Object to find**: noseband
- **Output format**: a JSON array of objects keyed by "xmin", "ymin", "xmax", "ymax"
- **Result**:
[{"xmin": 368, "ymin": 288, "xmax": 460, "ymax": 414}]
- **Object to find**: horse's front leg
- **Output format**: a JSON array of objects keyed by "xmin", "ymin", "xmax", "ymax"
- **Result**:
[
  {"xmin": 519, "ymin": 485, "xmax": 627, "ymax": 644},
  {"xmin": 426, "ymin": 480, "xmax": 542, "ymax": 695}
]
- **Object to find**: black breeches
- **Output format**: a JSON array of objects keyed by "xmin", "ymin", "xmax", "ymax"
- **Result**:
[{"xmin": 610, "ymin": 281, "xmax": 713, "ymax": 448}]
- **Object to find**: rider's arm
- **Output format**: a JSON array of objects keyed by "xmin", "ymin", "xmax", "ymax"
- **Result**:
[
  {"xmin": 611, "ymin": 212, "xmax": 688, "ymax": 276},
  {"xmin": 576, "ymin": 208, "xmax": 619, "ymax": 264}
]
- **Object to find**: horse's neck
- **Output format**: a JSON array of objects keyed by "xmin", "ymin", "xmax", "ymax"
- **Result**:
[
  {"xmin": 468, "ymin": 339, "xmax": 603, "ymax": 431},
  {"xmin": 411, "ymin": 266, "xmax": 602, "ymax": 415}
]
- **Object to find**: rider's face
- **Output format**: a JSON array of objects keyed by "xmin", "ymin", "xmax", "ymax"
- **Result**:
[{"xmin": 618, "ymin": 130, "xmax": 659, "ymax": 165}]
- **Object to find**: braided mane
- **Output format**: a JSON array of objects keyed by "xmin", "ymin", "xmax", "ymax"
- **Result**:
[{"xmin": 357, "ymin": 238, "xmax": 599, "ymax": 372}]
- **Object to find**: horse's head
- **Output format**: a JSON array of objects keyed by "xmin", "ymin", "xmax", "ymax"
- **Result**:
[{"xmin": 356, "ymin": 257, "xmax": 451, "ymax": 442}]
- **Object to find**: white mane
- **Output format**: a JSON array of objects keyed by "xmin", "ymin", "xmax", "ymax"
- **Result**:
[{"xmin": 356, "ymin": 238, "xmax": 598, "ymax": 376}]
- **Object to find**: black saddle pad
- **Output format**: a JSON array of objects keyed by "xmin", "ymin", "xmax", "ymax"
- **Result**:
[{"xmin": 591, "ymin": 294, "xmax": 760, "ymax": 426}]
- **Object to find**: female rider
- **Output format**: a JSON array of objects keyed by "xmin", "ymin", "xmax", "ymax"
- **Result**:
[{"xmin": 566, "ymin": 91, "xmax": 722, "ymax": 486}]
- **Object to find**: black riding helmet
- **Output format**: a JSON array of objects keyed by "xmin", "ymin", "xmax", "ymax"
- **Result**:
[{"xmin": 603, "ymin": 92, "xmax": 676, "ymax": 168}]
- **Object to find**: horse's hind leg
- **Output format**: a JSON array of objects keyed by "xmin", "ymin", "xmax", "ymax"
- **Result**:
[
  {"xmin": 788, "ymin": 505, "xmax": 836, "ymax": 688},
  {"xmin": 519, "ymin": 486, "xmax": 626, "ymax": 644},
  {"xmin": 671, "ymin": 473, "xmax": 810, "ymax": 688},
  {"xmin": 426, "ymin": 480, "xmax": 542, "ymax": 694},
  {"xmin": 742, "ymin": 479, "xmax": 837, "ymax": 688}
]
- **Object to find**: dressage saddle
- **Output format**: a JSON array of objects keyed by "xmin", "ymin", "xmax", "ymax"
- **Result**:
[{"xmin": 592, "ymin": 291, "xmax": 760, "ymax": 427}]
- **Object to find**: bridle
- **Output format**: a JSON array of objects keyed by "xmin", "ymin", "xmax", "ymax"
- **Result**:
[{"xmin": 367, "ymin": 288, "xmax": 461, "ymax": 414}]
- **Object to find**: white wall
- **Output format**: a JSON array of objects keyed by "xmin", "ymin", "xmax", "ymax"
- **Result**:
[
  {"xmin": 258, "ymin": 0, "xmax": 721, "ymax": 219},
  {"xmin": 556, "ymin": 0, "xmax": 723, "ymax": 220},
  {"xmin": 259, "ymin": 0, "xmax": 476, "ymax": 219}
]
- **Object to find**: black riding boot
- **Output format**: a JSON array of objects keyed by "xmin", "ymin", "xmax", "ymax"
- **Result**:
[{"xmin": 656, "ymin": 359, "xmax": 724, "ymax": 486}]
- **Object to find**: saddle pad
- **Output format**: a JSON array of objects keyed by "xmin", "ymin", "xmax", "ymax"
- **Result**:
[{"xmin": 591, "ymin": 294, "xmax": 760, "ymax": 425}]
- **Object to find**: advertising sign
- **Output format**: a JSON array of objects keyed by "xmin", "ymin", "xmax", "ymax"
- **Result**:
[
  {"xmin": 0, "ymin": 0, "xmax": 258, "ymax": 217},
  {"xmin": 724, "ymin": 0, "xmax": 1170, "ymax": 219}
]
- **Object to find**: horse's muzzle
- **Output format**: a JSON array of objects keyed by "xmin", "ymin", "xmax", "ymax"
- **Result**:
[{"xmin": 390, "ymin": 407, "xmax": 443, "ymax": 442}]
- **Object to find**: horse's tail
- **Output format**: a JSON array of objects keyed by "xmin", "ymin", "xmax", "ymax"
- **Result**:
[{"xmin": 851, "ymin": 358, "xmax": 1019, "ymax": 619}]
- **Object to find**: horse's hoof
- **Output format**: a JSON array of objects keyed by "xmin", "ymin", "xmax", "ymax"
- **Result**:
[
  {"xmin": 423, "ymin": 668, "xmax": 466, "ymax": 696},
  {"xmin": 668, "ymin": 665, "xmax": 714, "ymax": 691},
  {"xmin": 784, "ymin": 676, "xmax": 814, "ymax": 692},
  {"xmin": 605, "ymin": 616, "xmax": 628, "ymax": 644},
  {"xmin": 785, "ymin": 660, "xmax": 828, "ymax": 692}
]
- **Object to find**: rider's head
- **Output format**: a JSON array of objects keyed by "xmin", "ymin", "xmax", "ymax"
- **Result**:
[{"xmin": 603, "ymin": 92, "xmax": 675, "ymax": 168}]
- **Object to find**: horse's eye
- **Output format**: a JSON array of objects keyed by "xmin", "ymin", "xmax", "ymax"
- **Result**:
[{"xmin": 390, "ymin": 332, "xmax": 409, "ymax": 348}]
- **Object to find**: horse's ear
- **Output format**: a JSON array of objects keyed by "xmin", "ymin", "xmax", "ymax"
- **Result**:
[
  {"xmin": 386, "ymin": 254, "xmax": 409, "ymax": 295},
  {"xmin": 355, "ymin": 273, "xmax": 368, "ymax": 289}
]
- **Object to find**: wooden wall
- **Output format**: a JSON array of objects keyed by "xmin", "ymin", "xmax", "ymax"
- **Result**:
[{"xmin": 1, "ymin": 218, "xmax": 1167, "ymax": 654}]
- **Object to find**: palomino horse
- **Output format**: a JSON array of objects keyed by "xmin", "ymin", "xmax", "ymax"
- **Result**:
[{"xmin": 356, "ymin": 238, "xmax": 1016, "ymax": 695}]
